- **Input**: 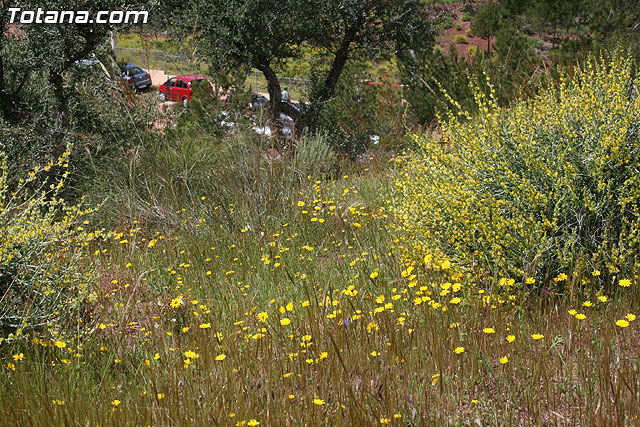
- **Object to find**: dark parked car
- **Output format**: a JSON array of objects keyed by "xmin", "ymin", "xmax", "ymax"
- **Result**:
[
  {"xmin": 158, "ymin": 74, "xmax": 211, "ymax": 106},
  {"xmin": 248, "ymin": 93, "xmax": 268, "ymax": 109},
  {"xmin": 120, "ymin": 64, "xmax": 152, "ymax": 91}
]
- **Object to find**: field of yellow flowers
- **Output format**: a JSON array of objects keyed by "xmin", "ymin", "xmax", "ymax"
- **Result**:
[{"xmin": 1, "ymin": 54, "xmax": 640, "ymax": 425}]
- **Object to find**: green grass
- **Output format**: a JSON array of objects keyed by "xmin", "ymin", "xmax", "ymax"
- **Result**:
[
  {"xmin": 114, "ymin": 46, "xmax": 209, "ymax": 77},
  {"xmin": 3, "ymin": 137, "xmax": 640, "ymax": 424},
  {"xmin": 3, "ymin": 199, "xmax": 639, "ymax": 424},
  {"xmin": 2, "ymin": 60, "xmax": 640, "ymax": 424}
]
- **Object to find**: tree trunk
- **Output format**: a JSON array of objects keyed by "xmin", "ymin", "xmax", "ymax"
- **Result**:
[
  {"xmin": 49, "ymin": 71, "xmax": 70, "ymax": 159},
  {"xmin": 256, "ymin": 62, "xmax": 301, "ymax": 135},
  {"xmin": 487, "ymin": 36, "xmax": 491, "ymax": 53},
  {"xmin": 257, "ymin": 23, "xmax": 357, "ymax": 134},
  {"xmin": 258, "ymin": 63, "xmax": 282, "ymax": 111},
  {"xmin": 317, "ymin": 38, "xmax": 351, "ymax": 105},
  {"xmin": 305, "ymin": 29, "xmax": 354, "ymax": 132}
]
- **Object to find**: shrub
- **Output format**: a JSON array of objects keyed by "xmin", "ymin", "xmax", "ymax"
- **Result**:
[
  {"xmin": 455, "ymin": 23, "xmax": 463, "ymax": 31},
  {"xmin": 317, "ymin": 62, "xmax": 409, "ymax": 159},
  {"xmin": 453, "ymin": 34, "xmax": 469, "ymax": 45},
  {"xmin": 461, "ymin": 11, "xmax": 473, "ymax": 22},
  {"xmin": 295, "ymin": 131, "xmax": 336, "ymax": 179},
  {"xmin": 467, "ymin": 45, "xmax": 482, "ymax": 58},
  {"xmin": 0, "ymin": 34, "xmax": 158, "ymax": 193},
  {"xmin": 0, "ymin": 149, "xmax": 97, "ymax": 340},
  {"xmin": 439, "ymin": 14, "xmax": 454, "ymax": 30},
  {"xmin": 392, "ymin": 53, "xmax": 640, "ymax": 291},
  {"xmin": 400, "ymin": 46, "xmax": 540, "ymax": 126},
  {"xmin": 493, "ymin": 26, "xmax": 539, "ymax": 76}
]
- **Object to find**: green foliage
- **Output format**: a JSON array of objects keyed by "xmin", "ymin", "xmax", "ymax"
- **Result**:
[
  {"xmin": 0, "ymin": 1, "xmax": 158, "ymax": 191},
  {"xmin": 393, "ymin": 53, "xmax": 640, "ymax": 290},
  {"xmin": 188, "ymin": 0, "xmax": 435, "ymax": 144},
  {"xmin": 470, "ymin": 0, "xmax": 503, "ymax": 52},
  {"xmin": 295, "ymin": 132, "xmax": 336, "ymax": 179},
  {"xmin": 401, "ymin": 49, "xmax": 475, "ymax": 125},
  {"xmin": 526, "ymin": 0, "xmax": 586, "ymax": 40},
  {"xmin": 401, "ymin": 45, "xmax": 542, "ymax": 126},
  {"xmin": 549, "ymin": 38, "xmax": 593, "ymax": 69},
  {"xmin": 461, "ymin": 11, "xmax": 473, "ymax": 22},
  {"xmin": 493, "ymin": 26, "xmax": 538, "ymax": 73},
  {"xmin": 499, "ymin": 0, "xmax": 640, "ymax": 56},
  {"xmin": 588, "ymin": 0, "xmax": 640, "ymax": 58},
  {"xmin": 274, "ymin": 44, "xmax": 322, "ymax": 80},
  {"xmin": 0, "ymin": 150, "xmax": 97, "ymax": 340},
  {"xmin": 68, "ymin": 77, "xmax": 159, "ymax": 181},
  {"xmin": 438, "ymin": 13, "xmax": 454, "ymax": 30},
  {"xmin": 316, "ymin": 62, "xmax": 409, "ymax": 158},
  {"xmin": 453, "ymin": 34, "xmax": 469, "ymax": 45},
  {"xmin": 172, "ymin": 82, "xmax": 234, "ymax": 140}
]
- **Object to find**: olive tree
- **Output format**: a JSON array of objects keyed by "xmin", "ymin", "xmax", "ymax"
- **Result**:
[
  {"xmin": 0, "ymin": 0, "xmax": 155, "ymax": 163},
  {"xmin": 188, "ymin": 0, "xmax": 436, "ymax": 132}
]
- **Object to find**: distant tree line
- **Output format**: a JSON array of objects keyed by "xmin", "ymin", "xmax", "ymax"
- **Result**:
[
  {"xmin": 474, "ymin": 0, "xmax": 640, "ymax": 53},
  {"xmin": 403, "ymin": 0, "xmax": 640, "ymax": 125}
]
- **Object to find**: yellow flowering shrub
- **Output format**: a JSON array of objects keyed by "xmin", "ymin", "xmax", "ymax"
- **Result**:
[
  {"xmin": 0, "ymin": 150, "xmax": 95, "ymax": 339},
  {"xmin": 392, "ymin": 53, "xmax": 640, "ymax": 288}
]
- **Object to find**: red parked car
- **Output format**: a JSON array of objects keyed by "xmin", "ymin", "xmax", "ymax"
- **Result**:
[{"xmin": 158, "ymin": 74, "xmax": 210, "ymax": 106}]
